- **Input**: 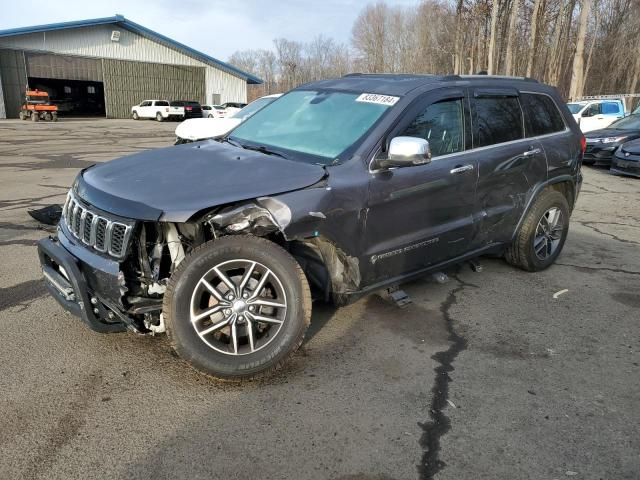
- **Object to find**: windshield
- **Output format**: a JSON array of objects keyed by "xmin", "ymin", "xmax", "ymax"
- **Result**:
[
  {"xmin": 566, "ymin": 103, "xmax": 584, "ymax": 114},
  {"xmin": 608, "ymin": 114, "xmax": 640, "ymax": 130},
  {"xmin": 231, "ymin": 97, "xmax": 278, "ymax": 121},
  {"xmin": 230, "ymin": 90, "xmax": 393, "ymax": 163}
]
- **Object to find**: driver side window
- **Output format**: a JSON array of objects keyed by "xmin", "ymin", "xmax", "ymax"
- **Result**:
[
  {"xmin": 399, "ymin": 99, "xmax": 465, "ymax": 158},
  {"xmin": 584, "ymin": 103, "xmax": 601, "ymax": 116}
]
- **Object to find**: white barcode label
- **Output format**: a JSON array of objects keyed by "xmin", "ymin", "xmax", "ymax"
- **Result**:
[{"xmin": 355, "ymin": 93, "xmax": 400, "ymax": 106}]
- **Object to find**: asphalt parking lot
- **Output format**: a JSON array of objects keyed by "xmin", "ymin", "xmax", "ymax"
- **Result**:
[{"xmin": 0, "ymin": 118, "xmax": 638, "ymax": 480}]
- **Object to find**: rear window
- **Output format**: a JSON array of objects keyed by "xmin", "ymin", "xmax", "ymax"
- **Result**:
[
  {"xmin": 185, "ymin": 101, "xmax": 200, "ymax": 107},
  {"xmin": 473, "ymin": 96, "xmax": 524, "ymax": 147},
  {"xmin": 521, "ymin": 93, "xmax": 565, "ymax": 137}
]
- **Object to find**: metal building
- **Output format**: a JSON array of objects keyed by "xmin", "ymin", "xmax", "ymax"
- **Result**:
[{"xmin": 0, "ymin": 15, "xmax": 262, "ymax": 119}]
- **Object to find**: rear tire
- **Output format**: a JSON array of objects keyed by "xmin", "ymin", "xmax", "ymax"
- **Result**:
[
  {"xmin": 156, "ymin": 112, "xmax": 163, "ymax": 122},
  {"xmin": 51, "ymin": 113, "xmax": 58, "ymax": 122},
  {"xmin": 31, "ymin": 112, "xmax": 40, "ymax": 122},
  {"xmin": 19, "ymin": 111, "xmax": 26, "ymax": 120},
  {"xmin": 505, "ymin": 190, "xmax": 570, "ymax": 271},
  {"xmin": 132, "ymin": 111, "xmax": 139, "ymax": 120},
  {"xmin": 163, "ymin": 236, "xmax": 312, "ymax": 381}
]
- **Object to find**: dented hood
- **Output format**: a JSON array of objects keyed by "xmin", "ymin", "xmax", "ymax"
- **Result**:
[{"xmin": 75, "ymin": 140, "xmax": 326, "ymax": 222}]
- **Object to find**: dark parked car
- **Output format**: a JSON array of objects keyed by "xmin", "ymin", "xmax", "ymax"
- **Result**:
[
  {"xmin": 38, "ymin": 74, "xmax": 584, "ymax": 380},
  {"xmin": 611, "ymin": 138, "xmax": 640, "ymax": 177},
  {"xmin": 583, "ymin": 114, "xmax": 640, "ymax": 165}
]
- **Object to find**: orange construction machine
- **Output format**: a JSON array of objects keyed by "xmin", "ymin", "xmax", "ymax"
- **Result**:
[{"xmin": 19, "ymin": 89, "xmax": 58, "ymax": 122}]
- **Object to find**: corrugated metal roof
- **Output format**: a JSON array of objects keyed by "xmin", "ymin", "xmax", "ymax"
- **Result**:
[{"xmin": 0, "ymin": 14, "xmax": 263, "ymax": 84}]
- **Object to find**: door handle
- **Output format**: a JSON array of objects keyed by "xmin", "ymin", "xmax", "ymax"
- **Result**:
[
  {"xmin": 450, "ymin": 164, "xmax": 474, "ymax": 174},
  {"xmin": 523, "ymin": 148, "xmax": 542, "ymax": 157}
]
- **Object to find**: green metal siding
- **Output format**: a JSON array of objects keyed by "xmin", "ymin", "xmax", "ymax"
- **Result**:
[
  {"xmin": 26, "ymin": 52, "xmax": 103, "ymax": 81},
  {"xmin": 102, "ymin": 59, "xmax": 205, "ymax": 118},
  {"xmin": 0, "ymin": 49, "xmax": 27, "ymax": 118}
]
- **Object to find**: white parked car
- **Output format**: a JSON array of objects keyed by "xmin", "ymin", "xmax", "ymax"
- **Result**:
[
  {"xmin": 218, "ymin": 101, "xmax": 247, "ymax": 117},
  {"xmin": 201, "ymin": 105, "xmax": 226, "ymax": 118},
  {"xmin": 175, "ymin": 94, "xmax": 282, "ymax": 144},
  {"xmin": 566, "ymin": 99, "xmax": 625, "ymax": 132}
]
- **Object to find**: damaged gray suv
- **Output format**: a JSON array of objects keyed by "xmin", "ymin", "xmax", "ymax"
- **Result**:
[{"xmin": 38, "ymin": 74, "xmax": 584, "ymax": 380}]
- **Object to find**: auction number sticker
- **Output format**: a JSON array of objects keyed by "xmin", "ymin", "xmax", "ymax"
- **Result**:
[{"xmin": 356, "ymin": 93, "xmax": 400, "ymax": 106}]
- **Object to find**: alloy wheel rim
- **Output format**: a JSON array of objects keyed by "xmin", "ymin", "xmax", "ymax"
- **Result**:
[
  {"xmin": 533, "ymin": 207, "xmax": 564, "ymax": 260},
  {"xmin": 189, "ymin": 259, "xmax": 287, "ymax": 356}
]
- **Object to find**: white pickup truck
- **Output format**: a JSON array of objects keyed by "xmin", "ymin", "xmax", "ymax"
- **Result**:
[
  {"xmin": 131, "ymin": 100, "xmax": 203, "ymax": 121},
  {"xmin": 566, "ymin": 99, "xmax": 626, "ymax": 132}
]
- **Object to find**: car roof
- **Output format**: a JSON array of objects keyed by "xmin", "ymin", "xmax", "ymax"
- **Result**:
[{"xmin": 300, "ymin": 73, "xmax": 541, "ymax": 97}]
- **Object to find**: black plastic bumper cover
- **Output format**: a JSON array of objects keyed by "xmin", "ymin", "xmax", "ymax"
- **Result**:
[{"xmin": 37, "ymin": 237, "xmax": 127, "ymax": 333}]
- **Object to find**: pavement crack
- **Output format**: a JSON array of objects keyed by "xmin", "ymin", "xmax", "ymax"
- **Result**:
[
  {"xmin": 417, "ymin": 275, "xmax": 471, "ymax": 479},
  {"xmin": 577, "ymin": 221, "xmax": 640, "ymax": 246},
  {"xmin": 555, "ymin": 262, "xmax": 640, "ymax": 276}
]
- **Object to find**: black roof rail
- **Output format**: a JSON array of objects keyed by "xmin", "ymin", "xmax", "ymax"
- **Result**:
[{"xmin": 454, "ymin": 74, "xmax": 539, "ymax": 83}]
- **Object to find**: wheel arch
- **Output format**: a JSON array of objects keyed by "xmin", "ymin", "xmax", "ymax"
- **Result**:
[{"xmin": 511, "ymin": 175, "xmax": 577, "ymax": 242}]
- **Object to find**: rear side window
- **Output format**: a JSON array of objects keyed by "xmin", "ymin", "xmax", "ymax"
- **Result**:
[
  {"xmin": 473, "ymin": 96, "xmax": 524, "ymax": 147},
  {"xmin": 521, "ymin": 93, "xmax": 565, "ymax": 137},
  {"xmin": 602, "ymin": 102, "xmax": 621, "ymax": 114},
  {"xmin": 155, "ymin": 101, "xmax": 169, "ymax": 107}
]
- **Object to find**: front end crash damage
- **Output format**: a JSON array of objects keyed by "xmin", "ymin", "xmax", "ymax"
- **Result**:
[{"xmin": 103, "ymin": 195, "xmax": 361, "ymax": 335}]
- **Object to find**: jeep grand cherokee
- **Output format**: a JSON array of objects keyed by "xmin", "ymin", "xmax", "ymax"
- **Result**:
[{"xmin": 38, "ymin": 74, "xmax": 584, "ymax": 380}]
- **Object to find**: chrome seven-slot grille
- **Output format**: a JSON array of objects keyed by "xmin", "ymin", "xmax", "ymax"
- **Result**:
[{"xmin": 62, "ymin": 192, "xmax": 133, "ymax": 259}]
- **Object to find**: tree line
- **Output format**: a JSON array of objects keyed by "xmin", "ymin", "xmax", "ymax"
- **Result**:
[{"xmin": 229, "ymin": 0, "xmax": 640, "ymax": 102}]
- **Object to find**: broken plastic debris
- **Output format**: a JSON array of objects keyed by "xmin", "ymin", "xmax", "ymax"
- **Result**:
[
  {"xmin": 446, "ymin": 399, "xmax": 457, "ymax": 409},
  {"xmin": 565, "ymin": 471, "xmax": 578, "ymax": 476},
  {"xmin": 553, "ymin": 289, "xmax": 569, "ymax": 299}
]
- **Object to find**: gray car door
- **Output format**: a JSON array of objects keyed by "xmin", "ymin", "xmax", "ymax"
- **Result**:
[{"xmin": 364, "ymin": 88, "xmax": 478, "ymax": 283}]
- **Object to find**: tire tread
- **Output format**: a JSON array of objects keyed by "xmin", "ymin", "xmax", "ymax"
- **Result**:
[{"xmin": 163, "ymin": 235, "xmax": 311, "ymax": 382}]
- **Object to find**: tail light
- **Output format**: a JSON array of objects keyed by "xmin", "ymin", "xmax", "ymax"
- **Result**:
[
  {"xmin": 186, "ymin": 106, "xmax": 192, "ymax": 111},
  {"xmin": 580, "ymin": 135, "xmax": 587, "ymax": 155}
]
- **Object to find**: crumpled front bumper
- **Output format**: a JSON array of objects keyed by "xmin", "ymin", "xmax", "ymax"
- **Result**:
[{"xmin": 37, "ymin": 229, "xmax": 128, "ymax": 333}]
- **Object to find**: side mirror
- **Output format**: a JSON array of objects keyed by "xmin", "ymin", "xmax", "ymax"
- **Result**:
[{"xmin": 375, "ymin": 136, "xmax": 432, "ymax": 169}]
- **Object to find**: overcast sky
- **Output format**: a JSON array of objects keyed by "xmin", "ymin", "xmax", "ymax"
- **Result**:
[{"xmin": 0, "ymin": 0, "xmax": 417, "ymax": 61}]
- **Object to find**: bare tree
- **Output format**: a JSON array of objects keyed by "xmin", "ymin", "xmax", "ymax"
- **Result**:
[
  {"xmin": 569, "ymin": 0, "xmax": 593, "ymax": 99},
  {"xmin": 486, "ymin": 0, "xmax": 501, "ymax": 74},
  {"xmin": 504, "ymin": 0, "xmax": 522, "ymax": 75}
]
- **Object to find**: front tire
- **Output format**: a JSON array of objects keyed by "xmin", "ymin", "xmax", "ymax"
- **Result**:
[
  {"xmin": 163, "ymin": 236, "xmax": 312, "ymax": 381},
  {"xmin": 505, "ymin": 190, "xmax": 570, "ymax": 271},
  {"xmin": 132, "ymin": 111, "xmax": 139, "ymax": 120}
]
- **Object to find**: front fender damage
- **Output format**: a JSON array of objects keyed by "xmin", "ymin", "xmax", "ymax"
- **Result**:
[
  {"xmin": 208, "ymin": 197, "xmax": 292, "ymax": 236},
  {"xmin": 206, "ymin": 197, "xmax": 361, "ymax": 303}
]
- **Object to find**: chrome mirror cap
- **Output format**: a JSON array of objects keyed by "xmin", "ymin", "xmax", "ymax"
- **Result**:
[{"xmin": 387, "ymin": 136, "xmax": 432, "ymax": 166}]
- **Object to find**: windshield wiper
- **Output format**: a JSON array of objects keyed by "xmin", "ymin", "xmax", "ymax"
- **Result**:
[
  {"xmin": 223, "ymin": 137, "xmax": 243, "ymax": 148},
  {"xmin": 240, "ymin": 144, "xmax": 288, "ymax": 159}
]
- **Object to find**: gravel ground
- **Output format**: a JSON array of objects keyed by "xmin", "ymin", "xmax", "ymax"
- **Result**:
[{"xmin": 0, "ymin": 118, "xmax": 638, "ymax": 480}]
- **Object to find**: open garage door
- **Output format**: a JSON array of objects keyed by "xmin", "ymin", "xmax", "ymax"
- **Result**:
[
  {"xmin": 25, "ymin": 52, "xmax": 105, "ymax": 117},
  {"xmin": 102, "ymin": 59, "xmax": 205, "ymax": 118}
]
